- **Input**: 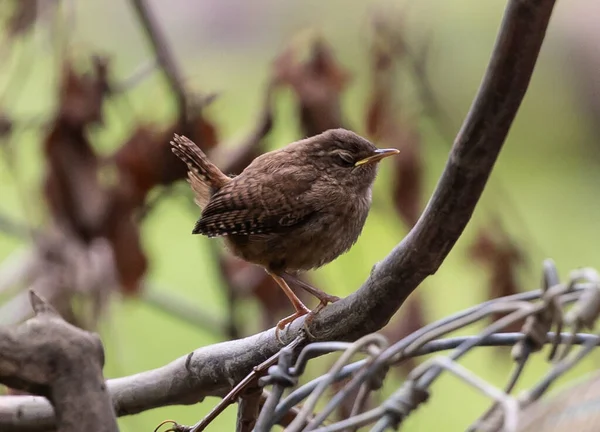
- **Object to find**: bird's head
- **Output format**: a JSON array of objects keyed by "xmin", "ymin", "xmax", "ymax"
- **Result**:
[{"xmin": 298, "ymin": 128, "xmax": 400, "ymax": 190}]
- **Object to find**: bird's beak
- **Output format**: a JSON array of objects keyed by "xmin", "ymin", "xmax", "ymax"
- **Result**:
[{"xmin": 355, "ymin": 148, "xmax": 400, "ymax": 166}]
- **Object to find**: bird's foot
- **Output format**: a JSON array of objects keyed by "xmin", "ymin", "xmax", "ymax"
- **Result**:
[
  {"xmin": 301, "ymin": 300, "xmax": 334, "ymax": 339},
  {"xmin": 282, "ymin": 273, "xmax": 341, "ymax": 306},
  {"xmin": 318, "ymin": 294, "xmax": 341, "ymax": 306},
  {"xmin": 275, "ymin": 306, "xmax": 311, "ymax": 343}
]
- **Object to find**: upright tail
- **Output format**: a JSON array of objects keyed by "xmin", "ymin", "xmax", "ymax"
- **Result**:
[{"xmin": 170, "ymin": 134, "xmax": 230, "ymax": 208}]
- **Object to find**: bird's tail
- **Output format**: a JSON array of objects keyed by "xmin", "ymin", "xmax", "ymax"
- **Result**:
[{"xmin": 171, "ymin": 134, "xmax": 230, "ymax": 208}]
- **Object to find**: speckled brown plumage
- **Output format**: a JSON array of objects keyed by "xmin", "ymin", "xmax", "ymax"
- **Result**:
[{"xmin": 171, "ymin": 128, "xmax": 399, "ymax": 332}]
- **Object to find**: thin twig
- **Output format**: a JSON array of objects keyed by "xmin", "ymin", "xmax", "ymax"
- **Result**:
[
  {"xmin": 129, "ymin": 0, "xmax": 189, "ymax": 122},
  {"xmin": 0, "ymin": 212, "xmax": 30, "ymax": 239},
  {"xmin": 112, "ymin": 58, "xmax": 158, "ymax": 93},
  {"xmin": 184, "ymin": 335, "xmax": 306, "ymax": 432},
  {"xmin": 140, "ymin": 283, "xmax": 227, "ymax": 336}
]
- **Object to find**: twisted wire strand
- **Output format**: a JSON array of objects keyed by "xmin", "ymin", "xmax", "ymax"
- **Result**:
[{"xmin": 254, "ymin": 267, "xmax": 600, "ymax": 432}]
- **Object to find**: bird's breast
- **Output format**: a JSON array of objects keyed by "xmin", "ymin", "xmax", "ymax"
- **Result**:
[
  {"xmin": 223, "ymin": 188, "xmax": 373, "ymax": 273},
  {"xmin": 287, "ymin": 190, "xmax": 373, "ymax": 270}
]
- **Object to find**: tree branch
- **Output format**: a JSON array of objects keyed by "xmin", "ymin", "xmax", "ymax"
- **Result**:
[
  {"xmin": 0, "ymin": 291, "xmax": 117, "ymax": 432},
  {"xmin": 0, "ymin": 0, "xmax": 557, "ymax": 429}
]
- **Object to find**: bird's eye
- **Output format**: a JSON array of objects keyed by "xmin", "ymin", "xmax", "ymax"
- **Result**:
[{"xmin": 337, "ymin": 152, "xmax": 354, "ymax": 166}]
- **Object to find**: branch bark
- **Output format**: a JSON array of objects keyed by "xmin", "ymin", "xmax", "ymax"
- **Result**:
[
  {"xmin": 0, "ymin": 292, "xmax": 117, "ymax": 432},
  {"xmin": 0, "ymin": 0, "xmax": 557, "ymax": 429}
]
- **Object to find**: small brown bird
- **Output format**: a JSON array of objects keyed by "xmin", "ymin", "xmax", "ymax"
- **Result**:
[{"xmin": 171, "ymin": 128, "xmax": 399, "ymax": 333}]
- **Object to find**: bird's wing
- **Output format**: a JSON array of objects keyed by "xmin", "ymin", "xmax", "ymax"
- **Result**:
[{"xmin": 193, "ymin": 169, "xmax": 320, "ymax": 237}]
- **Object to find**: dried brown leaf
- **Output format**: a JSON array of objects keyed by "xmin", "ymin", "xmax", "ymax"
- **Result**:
[
  {"xmin": 58, "ymin": 57, "xmax": 110, "ymax": 128},
  {"xmin": 365, "ymin": 24, "xmax": 423, "ymax": 227},
  {"xmin": 273, "ymin": 37, "xmax": 350, "ymax": 136},
  {"xmin": 365, "ymin": 32, "xmax": 395, "ymax": 139},
  {"xmin": 390, "ymin": 131, "xmax": 423, "ymax": 227},
  {"xmin": 108, "ymin": 114, "xmax": 219, "ymax": 208},
  {"xmin": 43, "ymin": 117, "xmax": 107, "ymax": 242},
  {"xmin": 104, "ymin": 188, "xmax": 147, "ymax": 295},
  {"xmin": 44, "ymin": 58, "xmax": 147, "ymax": 295},
  {"xmin": 43, "ymin": 59, "xmax": 112, "ymax": 241}
]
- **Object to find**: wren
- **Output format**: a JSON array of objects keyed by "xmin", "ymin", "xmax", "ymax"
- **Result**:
[{"xmin": 171, "ymin": 128, "xmax": 399, "ymax": 334}]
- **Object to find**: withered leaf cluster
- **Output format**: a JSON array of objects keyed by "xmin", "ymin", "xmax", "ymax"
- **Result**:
[
  {"xmin": 44, "ymin": 58, "xmax": 144, "ymax": 295},
  {"xmin": 274, "ymin": 36, "xmax": 350, "ymax": 136},
  {"xmin": 365, "ymin": 19, "xmax": 423, "ymax": 228}
]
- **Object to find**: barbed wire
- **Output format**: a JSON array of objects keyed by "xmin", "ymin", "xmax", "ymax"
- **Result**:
[{"xmin": 244, "ymin": 259, "xmax": 600, "ymax": 432}]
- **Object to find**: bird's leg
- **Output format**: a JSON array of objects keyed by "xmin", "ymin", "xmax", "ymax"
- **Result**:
[
  {"xmin": 267, "ymin": 271, "xmax": 311, "ymax": 339},
  {"xmin": 281, "ymin": 273, "xmax": 340, "ymax": 338},
  {"xmin": 282, "ymin": 272, "xmax": 341, "ymax": 307}
]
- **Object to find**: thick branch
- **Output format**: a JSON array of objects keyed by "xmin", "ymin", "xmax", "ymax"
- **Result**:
[
  {"xmin": 0, "ymin": 292, "xmax": 117, "ymax": 432},
  {"xmin": 0, "ymin": 0, "xmax": 557, "ymax": 429},
  {"xmin": 0, "ymin": 331, "xmax": 283, "ymax": 430}
]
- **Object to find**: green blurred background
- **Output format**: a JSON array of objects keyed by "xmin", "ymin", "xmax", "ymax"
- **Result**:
[{"xmin": 1, "ymin": 0, "xmax": 600, "ymax": 430}]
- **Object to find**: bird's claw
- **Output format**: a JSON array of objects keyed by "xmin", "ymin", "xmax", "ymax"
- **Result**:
[
  {"xmin": 275, "ymin": 297, "xmax": 339, "ymax": 343},
  {"xmin": 275, "ymin": 308, "xmax": 310, "ymax": 343},
  {"xmin": 302, "ymin": 299, "xmax": 336, "ymax": 339},
  {"xmin": 321, "ymin": 294, "xmax": 340, "ymax": 305}
]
